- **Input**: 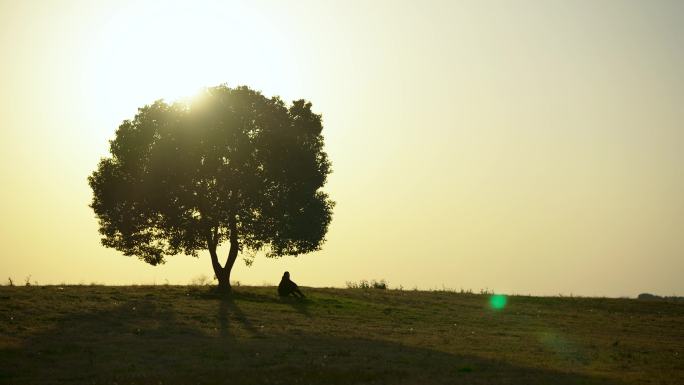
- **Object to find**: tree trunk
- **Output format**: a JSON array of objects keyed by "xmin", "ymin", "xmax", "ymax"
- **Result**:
[
  {"xmin": 215, "ymin": 266, "xmax": 230, "ymax": 291},
  {"xmin": 209, "ymin": 242, "xmax": 231, "ymax": 292},
  {"xmin": 208, "ymin": 219, "xmax": 240, "ymax": 293},
  {"xmin": 223, "ymin": 218, "xmax": 240, "ymax": 290}
]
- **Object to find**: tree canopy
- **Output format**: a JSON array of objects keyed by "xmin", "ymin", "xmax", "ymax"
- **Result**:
[{"xmin": 88, "ymin": 85, "xmax": 334, "ymax": 290}]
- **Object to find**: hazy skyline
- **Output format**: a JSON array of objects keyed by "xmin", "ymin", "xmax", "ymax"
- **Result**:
[{"xmin": 1, "ymin": 0, "xmax": 682, "ymax": 296}]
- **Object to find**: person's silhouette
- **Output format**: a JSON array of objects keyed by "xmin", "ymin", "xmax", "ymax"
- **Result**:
[{"xmin": 278, "ymin": 271, "xmax": 305, "ymax": 298}]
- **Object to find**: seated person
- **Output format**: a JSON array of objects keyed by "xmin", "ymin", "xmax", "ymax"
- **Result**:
[{"xmin": 278, "ymin": 271, "xmax": 305, "ymax": 298}]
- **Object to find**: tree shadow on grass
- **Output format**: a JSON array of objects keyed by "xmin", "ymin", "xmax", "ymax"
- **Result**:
[
  {"xmin": 279, "ymin": 296, "xmax": 312, "ymax": 318},
  {"xmin": 217, "ymin": 294, "xmax": 258, "ymax": 337},
  {"xmin": 0, "ymin": 295, "xmax": 627, "ymax": 385},
  {"xmin": 197, "ymin": 287, "xmax": 312, "ymax": 318}
]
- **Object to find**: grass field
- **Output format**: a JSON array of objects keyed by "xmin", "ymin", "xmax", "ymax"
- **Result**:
[{"xmin": 0, "ymin": 285, "xmax": 682, "ymax": 384}]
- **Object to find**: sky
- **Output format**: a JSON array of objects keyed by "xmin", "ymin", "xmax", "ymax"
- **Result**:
[{"xmin": 1, "ymin": 0, "xmax": 682, "ymax": 297}]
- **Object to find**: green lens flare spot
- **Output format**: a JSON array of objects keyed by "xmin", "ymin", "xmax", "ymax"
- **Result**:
[{"xmin": 490, "ymin": 294, "xmax": 507, "ymax": 310}]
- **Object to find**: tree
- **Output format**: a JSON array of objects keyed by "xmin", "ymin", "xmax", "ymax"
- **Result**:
[{"xmin": 88, "ymin": 85, "xmax": 334, "ymax": 291}]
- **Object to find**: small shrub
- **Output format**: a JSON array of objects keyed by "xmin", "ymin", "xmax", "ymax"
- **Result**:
[
  {"xmin": 24, "ymin": 275, "xmax": 32, "ymax": 287},
  {"xmin": 346, "ymin": 279, "xmax": 387, "ymax": 290},
  {"xmin": 346, "ymin": 280, "xmax": 369, "ymax": 289},
  {"xmin": 189, "ymin": 274, "xmax": 211, "ymax": 286}
]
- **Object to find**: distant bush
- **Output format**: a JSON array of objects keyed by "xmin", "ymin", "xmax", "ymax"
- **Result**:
[
  {"xmin": 189, "ymin": 274, "xmax": 211, "ymax": 286},
  {"xmin": 346, "ymin": 279, "xmax": 387, "ymax": 290},
  {"xmin": 638, "ymin": 293, "xmax": 684, "ymax": 302}
]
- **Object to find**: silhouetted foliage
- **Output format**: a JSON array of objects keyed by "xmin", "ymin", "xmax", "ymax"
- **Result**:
[{"xmin": 88, "ymin": 85, "xmax": 334, "ymax": 291}]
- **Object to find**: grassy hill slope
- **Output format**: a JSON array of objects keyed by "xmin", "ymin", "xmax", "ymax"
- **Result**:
[{"xmin": 0, "ymin": 285, "xmax": 682, "ymax": 384}]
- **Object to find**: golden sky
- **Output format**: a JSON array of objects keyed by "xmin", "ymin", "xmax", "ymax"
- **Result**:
[{"xmin": 1, "ymin": 0, "xmax": 682, "ymax": 296}]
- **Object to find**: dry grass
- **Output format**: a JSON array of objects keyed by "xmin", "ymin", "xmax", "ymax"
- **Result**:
[{"xmin": 0, "ymin": 285, "xmax": 682, "ymax": 384}]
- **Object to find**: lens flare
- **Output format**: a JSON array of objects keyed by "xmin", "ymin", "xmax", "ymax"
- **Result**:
[{"xmin": 490, "ymin": 294, "xmax": 507, "ymax": 310}]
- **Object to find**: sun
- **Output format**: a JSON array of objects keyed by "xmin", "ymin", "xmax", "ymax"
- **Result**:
[{"xmin": 85, "ymin": 1, "xmax": 296, "ymax": 128}]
